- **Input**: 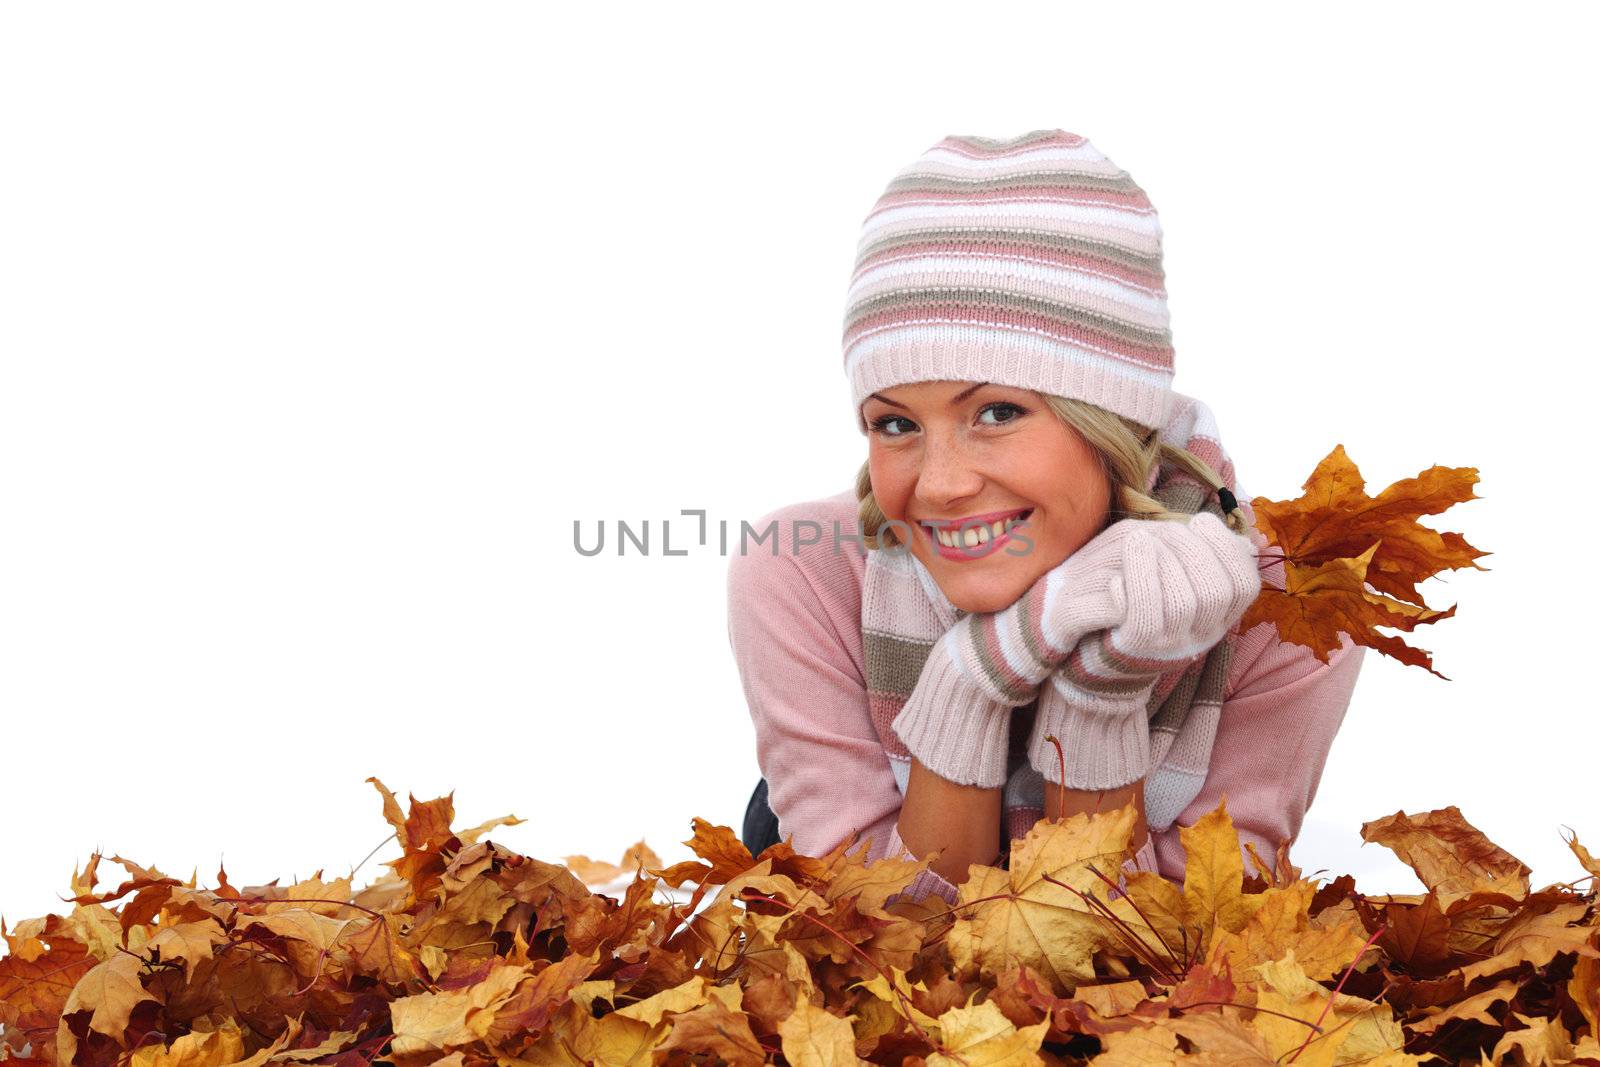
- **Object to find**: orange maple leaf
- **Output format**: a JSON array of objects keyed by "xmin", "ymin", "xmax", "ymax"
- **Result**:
[{"xmin": 1240, "ymin": 444, "xmax": 1489, "ymax": 679}]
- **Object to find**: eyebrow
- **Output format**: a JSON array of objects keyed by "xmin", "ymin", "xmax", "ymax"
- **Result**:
[{"xmin": 866, "ymin": 381, "xmax": 992, "ymax": 410}]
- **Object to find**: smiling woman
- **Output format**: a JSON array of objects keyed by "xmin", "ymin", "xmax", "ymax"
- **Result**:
[
  {"xmin": 727, "ymin": 130, "xmax": 1366, "ymax": 903},
  {"xmin": 861, "ymin": 380, "xmax": 1112, "ymax": 615}
]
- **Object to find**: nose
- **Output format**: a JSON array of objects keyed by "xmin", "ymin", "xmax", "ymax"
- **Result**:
[{"xmin": 914, "ymin": 429, "xmax": 984, "ymax": 512}]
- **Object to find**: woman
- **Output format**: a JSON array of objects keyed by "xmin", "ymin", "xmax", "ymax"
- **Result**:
[{"xmin": 727, "ymin": 129, "xmax": 1365, "ymax": 906}]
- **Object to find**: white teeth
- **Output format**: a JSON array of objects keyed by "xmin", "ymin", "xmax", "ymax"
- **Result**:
[{"xmin": 931, "ymin": 512, "xmax": 1027, "ymax": 549}]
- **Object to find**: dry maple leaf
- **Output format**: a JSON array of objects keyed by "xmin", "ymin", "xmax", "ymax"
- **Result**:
[
  {"xmin": 1241, "ymin": 443, "xmax": 1488, "ymax": 679},
  {"xmin": 776, "ymin": 998, "xmax": 858, "ymax": 1067},
  {"xmin": 562, "ymin": 841, "xmax": 664, "ymax": 887},
  {"xmin": 1360, "ymin": 806, "xmax": 1532, "ymax": 907},
  {"xmin": 924, "ymin": 999, "xmax": 1049, "ymax": 1066},
  {"xmin": 946, "ymin": 804, "xmax": 1139, "ymax": 993},
  {"xmin": 6, "ymin": 781, "xmax": 1598, "ymax": 1067}
]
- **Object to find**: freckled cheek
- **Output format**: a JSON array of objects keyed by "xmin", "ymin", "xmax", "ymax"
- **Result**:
[{"xmin": 868, "ymin": 454, "xmax": 918, "ymax": 519}]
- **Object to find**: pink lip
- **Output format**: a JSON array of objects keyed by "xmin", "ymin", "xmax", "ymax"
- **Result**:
[
  {"xmin": 920, "ymin": 508, "xmax": 1032, "ymax": 562},
  {"xmin": 918, "ymin": 506, "xmax": 1031, "ymax": 530}
]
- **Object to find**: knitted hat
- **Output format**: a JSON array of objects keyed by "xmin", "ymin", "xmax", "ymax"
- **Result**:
[{"xmin": 842, "ymin": 129, "xmax": 1175, "ymax": 435}]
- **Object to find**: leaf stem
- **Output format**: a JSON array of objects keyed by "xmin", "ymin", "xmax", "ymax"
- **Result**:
[{"xmin": 1284, "ymin": 923, "xmax": 1385, "ymax": 1064}]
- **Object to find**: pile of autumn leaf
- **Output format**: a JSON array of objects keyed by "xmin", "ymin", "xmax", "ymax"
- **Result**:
[
  {"xmin": 0, "ymin": 777, "xmax": 1596, "ymax": 1067},
  {"xmin": 7, "ymin": 448, "xmax": 1594, "ymax": 1065}
]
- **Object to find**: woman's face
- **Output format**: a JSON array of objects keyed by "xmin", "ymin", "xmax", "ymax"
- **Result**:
[{"xmin": 862, "ymin": 380, "xmax": 1113, "ymax": 615}]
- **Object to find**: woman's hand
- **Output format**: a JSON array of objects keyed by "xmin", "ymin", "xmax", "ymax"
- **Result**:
[
  {"xmin": 1108, "ymin": 510, "xmax": 1262, "ymax": 667},
  {"xmin": 1027, "ymin": 510, "xmax": 1262, "ymax": 792},
  {"xmin": 889, "ymin": 516, "xmax": 1143, "ymax": 788}
]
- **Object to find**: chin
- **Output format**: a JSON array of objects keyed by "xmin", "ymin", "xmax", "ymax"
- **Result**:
[{"xmin": 940, "ymin": 577, "xmax": 1031, "ymax": 616}]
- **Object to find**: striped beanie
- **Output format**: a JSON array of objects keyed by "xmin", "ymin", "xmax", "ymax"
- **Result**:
[{"xmin": 842, "ymin": 129, "xmax": 1175, "ymax": 434}]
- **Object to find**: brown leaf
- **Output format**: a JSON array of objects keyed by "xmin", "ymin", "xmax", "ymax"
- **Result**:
[
  {"xmin": 1561, "ymin": 828, "xmax": 1600, "ymax": 882},
  {"xmin": 57, "ymin": 951, "xmax": 159, "ymax": 1043},
  {"xmin": 1571, "ymin": 940, "xmax": 1600, "ymax": 1046},
  {"xmin": 6, "ymin": 777, "xmax": 1591, "ymax": 1067},
  {"xmin": 647, "ymin": 818, "xmax": 760, "ymax": 888},
  {"xmin": 1377, "ymin": 891, "xmax": 1453, "ymax": 972},
  {"xmin": 342, "ymin": 915, "xmax": 421, "ymax": 987},
  {"xmin": 1361, "ymin": 806, "xmax": 1531, "ymax": 906},
  {"xmin": 654, "ymin": 996, "xmax": 766, "ymax": 1066},
  {"xmin": 562, "ymin": 841, "xmax": 664, "ymax": 887},
  {"xmin": 1070, "ymin": 978, "xmax": 1149, "ymax": 1019},
  {"xmin": 1457, "ymin": 901, "xmax": 1600, "ymax": 984},
  {"xmin": 1242, "ymin": 444, "xmax": 1486, "ymax": 677}
]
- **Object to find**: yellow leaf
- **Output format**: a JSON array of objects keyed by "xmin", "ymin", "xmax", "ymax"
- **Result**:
[
  {"xmin": 1091, "ymin": 1024, "xmax": 1183, "ymax": 1065},
  {"xmin": 1106, "ymin": 868, "xmax": 1192, "ymax": 971},
  {"xmin": 1180, "ymin": 799, "xmax": 1256, "ymax": 947},
  {"xmin": 1458, "ymin": 901, "xmax": 1600, "ymax": 984},
  {"xmin": 926, "ymin": 999, "xmax": 1047, "ymax": 1067},
  {"xmin": 567, "ymin": 1012, "xmax": 665, "ymax": 1067},
  {"xmin": 1409, "ymin": 980, "xmax": 1519, "ymax": 1035},
  {"xmin": 388, "ymin": 962, "xmax": 529, "ymax": 1057},
  {"xmin": 1490, "ymin": 1012, "xmax": 1577, "ymax": 1066},
  {"xmin": 1252, "ymin": 951, "xmax": 1412, "ymax": 1067},
  {"xmin": 130, "ymin": 1018, "xmax": 246, "ymax": 1067},
  {"xmin": 947, "ymin": 806, "xmax": 1137, "ymax": 993},
  {"xmin": 612, "ymin": 975, "xmax": 710, "ymax": 1027},
  {"xmin": 849, "ymin": 965, "xmax": 940, "ymax": 1031},
  {"xmin": 778, "ymin": 999, "xmax": 859, "ymax": 1067},
  {"xmin": 146, "ymin": 920, "xmax": 226, "ymax": 985},
  {"xmin": 1207, "ymin": 880, "xmax": 1370, "ymax": 982}
]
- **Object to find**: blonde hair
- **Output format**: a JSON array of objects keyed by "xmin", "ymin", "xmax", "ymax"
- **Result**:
[{"xmin": 854, "ymin": 394, "xmax": 1252, "ymax": 551}]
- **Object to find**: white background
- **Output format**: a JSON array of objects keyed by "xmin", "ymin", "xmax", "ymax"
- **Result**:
[{"xmin": 2, "ymin": 4, "xmax": 1595, "ymax": 925}]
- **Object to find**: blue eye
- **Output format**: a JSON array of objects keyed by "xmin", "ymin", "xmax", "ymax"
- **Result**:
[
  {"xmin": 868, "ymin": 414, "xmax": 915, "ymax": 437},
  {"xmin": 978, "ymin": 402, "xmax": 1027, "ymax": 426}
]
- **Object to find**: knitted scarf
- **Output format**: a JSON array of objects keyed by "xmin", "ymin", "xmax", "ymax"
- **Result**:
[{"xmin": 861, "ymin": 392, "xmax": 1246, "ymax": 855}]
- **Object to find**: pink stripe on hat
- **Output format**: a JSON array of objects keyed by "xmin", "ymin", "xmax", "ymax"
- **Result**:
[{"xmin": 842, "ymin": 129, "xmax": 1177, "ymax": 434}]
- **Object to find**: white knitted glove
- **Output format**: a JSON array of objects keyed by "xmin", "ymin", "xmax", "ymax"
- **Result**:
[
  {"xmin": 1028, "ymin": 510, "xmax": 1263, "ymax": 789},
  {"xmin": 890, "ymin": 516, "xmax": 1145, "ymax": 788}
]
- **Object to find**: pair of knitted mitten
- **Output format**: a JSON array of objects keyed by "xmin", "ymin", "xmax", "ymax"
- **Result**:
[{"xmin": 891, "ymin": 511, "xmax": 1261, "ymax": 789}]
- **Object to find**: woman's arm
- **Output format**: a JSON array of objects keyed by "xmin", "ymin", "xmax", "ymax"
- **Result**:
[
  {"xmin": 726, "ymin": 537, "xmax": 896, "ymax": 860},
  {"xmin": 1148, "ymin": 626, "xmax": 1367, "ymax": 880},
  {"xmin": 725, "ymin": 499, "xmax": 961, "ymax": 903},
  {"xmin": 898, "ymin": 758, "xmax": 1002, "ymax": 885}
]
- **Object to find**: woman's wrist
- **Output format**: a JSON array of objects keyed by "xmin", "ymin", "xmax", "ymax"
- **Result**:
[{"xmin": 896, "ymin": 756, "xmax": 1004, "ymax": 885}]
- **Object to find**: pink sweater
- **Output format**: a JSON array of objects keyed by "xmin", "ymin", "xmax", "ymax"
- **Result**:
[{"xmin": 726, "ymin": 487, "xmax": 1365, "ymax": 894}]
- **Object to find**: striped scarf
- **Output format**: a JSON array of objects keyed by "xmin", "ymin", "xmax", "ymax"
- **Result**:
[{"xmin": 860, "ymin": 392, "xmax": 1243, "ymax": 854}]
